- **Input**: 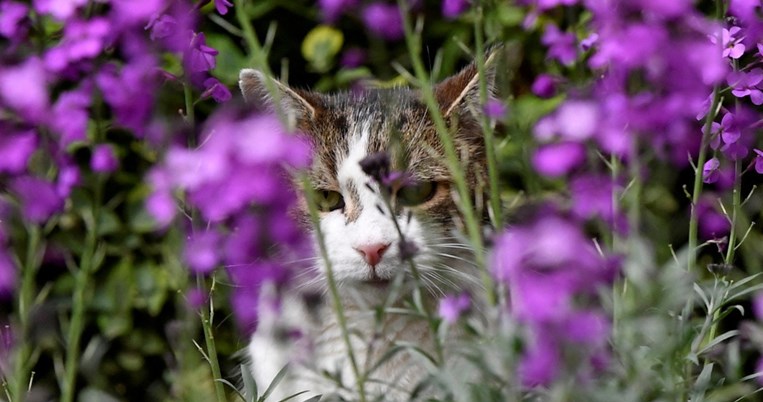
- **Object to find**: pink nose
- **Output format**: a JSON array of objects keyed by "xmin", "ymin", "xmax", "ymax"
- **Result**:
[{"xmin": 354, "ymin": 243, "xmax": 390, "ymax": 267}]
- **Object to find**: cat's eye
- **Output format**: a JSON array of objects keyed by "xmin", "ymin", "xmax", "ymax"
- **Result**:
[
  {"xmin": 397, "ymin": 181, "xmax": 437, "ymax": 207},
  {"xmin": 315, "ymin": 190, "xmax": 345, "ymax": 212}
]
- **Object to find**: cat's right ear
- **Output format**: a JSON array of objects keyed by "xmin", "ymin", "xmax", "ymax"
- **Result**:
[{"xmin": 239, "ymin": 69, "xmax": 321, "ymax": 126}]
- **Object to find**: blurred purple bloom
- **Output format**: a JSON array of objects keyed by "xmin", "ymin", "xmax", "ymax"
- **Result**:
[
  {"xmin": 520, "ymin": 333, "xmax": 559, "ymax": 386},
  {"xmin": 49, "ymin": 85, "xmax": 91, "ymax": 146},
  {"xmin": 0, "ymin": 57, "xmax": 49, "ymax": 123},
  {"xmin": 532, "ymin": 142, "xmax": 586, "ymax": 177},
  {"xmin": 146, "ymin": 191, "xmax": 176, "ymax": 227},
  {"xmin": 109, "ymin": 0, "xmax": 165, "ymax": 27},
  {"xmin": 728, "ymin": 69, "xmax": 763, "ymax": 105},
  {"xmin": 531, "ymin": 74, "xmax": 557, "ymax": 98},
  {"xmin": 145, "ymin": 4, "xmax": 197, "ymax": 53},
  {"xmin": 535, "ymin": 0, "xmax": 577, "ymax": 10},
  {"xmin": 43, "ymin": 18, "xmax": 111, "ymax": 72},
  {"xmin": 696, "ymin": 196, "xmax": 730, "ymax": 240},
  {"xmin": 0, "ymin": 1, "xmax": 28, "ymax": 39},
  {"xmin": 555, "ymin": 100, "xmax": 598, "ymax": 140},
  {"xmin": 0, "ymin": 130, "xmax": 37, "ymax": 175},
  {"xmin": 201, "ymin": 77, "xmax": 232, "ymax": 103},
  {"xmin": 442, "ymin": 0, "xmax": 470, "ymax": 19},
  {"xmin": 214, "ymin": 0, "xmax": 233, "ymax": 15},
  {"xmin": 542, "ymin": 25, "xmax": 577, "ymax": 65},
  {"xmin": 340, "ymin": 48, "xmax": 366, "ymax": 68},
  {"xmin": 91, "ymin": 145, "xmax": 119, "ymax": 173},
  {"xmin": 185, "ymin": 288, "xmax": 208, "ymax": 311},
  {"xmin": 703, "ymin": 157, "xmax": 721, "ymax": 184},
  {"xmin": 10, "ymin": 177, "xmax": 64, "ymax": 224},
  {"xmin": 438, "ymin": 293, "xmax": 471, "ymax": 324},
  {"xmin": 33, "ymin": 0, "xmax": 87, "ymax": 21},
  {"xmin": 754, "ymin": 291, "xmax": 763, "ymax": 320},
  {"xmin": 570, "ymin": 174, "xmax": 616, "ymax": 225},
  {"xmin": 56, "ymin": 161, "xmax": 81, "ymax": 198},
  {"xmin": 754, "ymin": 149, "xmax": 763, "ymax": 174},
  {"xmin": 362, "ymin": 3, "xmax": 404, "ymax": 41},
  {"xmin": 96, "ymin": 58, "xmax": 158, "ymax": 133},
  {"xmin": 184, "ymin": 32, "xmax": 218, "ymax": 73},
  {"xmin": 184, "ymin": 231, "xmax": 221, "ymax": 274},
  {"xmin": 483, "ymin": 99, "xmax": 507, "ymax": 120},
  {"xmin": 0, "ymin": 250, "xmax": 16, "ymax": 298},
  {"xmin": 319, "ymin": 0, "xmax": 358, "ymax": 22},
  {"xmin": 580, "ymin": 32, "xmax": 598, "ymax": 51}
]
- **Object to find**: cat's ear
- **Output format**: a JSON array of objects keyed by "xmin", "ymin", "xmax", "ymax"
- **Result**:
[
  {"xmin": 239, "ymin": 69, "xmax": 322, "ymax": 126},
  {"xmin": 434, "ymin": 47, "xmax": 500, "ymax": 118}
]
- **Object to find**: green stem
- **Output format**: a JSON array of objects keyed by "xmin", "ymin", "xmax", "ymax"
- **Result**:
[
  {"xmin": 183, "ymin": 82, "xmax": 196, "ymax": 131},
  {"xmin": 302, "ymin": 179, "xmax": 367, "ymax": 402},
  {"xmin": 200, "ymin": 275, "xmax": 228, "ymax": 402},
  {"xmin": 396, "ymin": 0, "xmax": 494, "ymax": 305},
  {"xmin": 473, "ymin": 8, "xmax": 503, "ymax": 231},
  {"xmin": 11, "ymin": 226, "xmax": 42, "ymax": 402}
]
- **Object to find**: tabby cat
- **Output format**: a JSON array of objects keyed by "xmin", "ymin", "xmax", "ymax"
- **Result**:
[{"xmin": 239, "ymin": 53, "xmax": 495, "ymax": 401}]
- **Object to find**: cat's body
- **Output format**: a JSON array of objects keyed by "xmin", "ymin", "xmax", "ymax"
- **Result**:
[{"xmin": 239, "ymin": 57, "xmax": 494, "ymax": 401}]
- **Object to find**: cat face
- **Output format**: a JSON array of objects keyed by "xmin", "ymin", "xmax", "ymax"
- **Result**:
[{"xmin": 239, "ymin": 62, "xmax": 493, "ymax": 298}]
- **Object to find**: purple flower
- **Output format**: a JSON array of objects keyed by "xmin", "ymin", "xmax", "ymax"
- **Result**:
[
  {"xmin": 753, "ymin": 149, "xmax": 763, "ymax": 174},
  {"xmin": 580, "ymin": 32, "xmax": 598, "ymax": 51},
  {"xmin": 555, "ymin": 100, "xmax": 598, "ymax": 140},
  {"xmin": 91, "ymin": 145, "xmax": 119, "ymax": 173},
  {"xmin": 185, "ymin": 288, "xmax": 208, "ymax": 311},
  {"xmin": 145, "ymin": 5, "xmax": 197, "ymax": 53},
  {"xmin": 33, "ymin": 0, "xmax": 87, "ymax": 21},
  {"xmin": 214, "ymin": 0, "xmax": 233, "ymax": 15},
  {"xmin": 319, "ymin": 0, "xmax": 358, "ymax": 22},
  {"xmin": 531, "ymin": 142, "xmax": 586, "ymax": 178},
  {"xmin": 49, "ymin": 85, "xmax": 91, "ymax": 146},
  {"xmin": 531, "ymin": 74, "xmax": 557, "ymax": 98},
  {"xmin": 201, "ymin": 77, "xmax": 232, "ymax": 103},
  {"xmin": 754, "ymin": 291, "xmax": 763, "ymax": 320},
  {"xmin": 184, "ymin": 231, "xmax": 221, "ymax": 274},
  {"xmin": 483, "ymin": 99, "xmax": 507, "ymax": 120},
  {"xmin": 442, "ymin": 0, "xmax": 470, "ymax": 19},
  {"xmin": 362, "ymin": 3, "xmax": 404, "ymax": 41},
  {"xmin": 703, "ymin": 157, "xmax": 721, "ymax": 184},
  {"xmin": 184, "ymin": 32, "xmax": 218, "ymax": 73},
  {"xmin": 0, "ymin": 130, "xmax": 37, "ymax": 175},
  {"xmin": 10, "ymin": 176, "xmax": 64, "ymax": 224},
  {"xmin": 711, "ymin": 26, "xmax": 746, "ymax": 59},
  {"xmin": 696, "ymin": 196, "xmax": 730, "ymax": 240},
  {"xmin": 109, "ymin": 0, "xmax": 165, "ymax": 26},
  {"xmin": 340, "ymin": 48, "xmax": 366, "ymax": 68},
  {"xmin": 520, "ymin": 332, "xmax": 559, "ymax": 386},
  {"xmin": 569, "ymin": 174, "xmax": 616, "ymax": 225},
  {"xmin": 710, "ymin": 112, "xmax": 741, "ymax": 149},
  {"xmin": 542, "ymin": 24, "xmax": 577, "ymax": 65},
  {"xmin": 438, "ymin": 293, "xmax": 471, "ymax": 324},
  {"xmin": 96, "ymin": 58, "xmax": 158, "ymax": 133},
  {"xmin": 0, "ymin": 57, "xmax": 49, "ymax": 123},
  {"xmin": 727, "ymin": 69, "xmax": 763, "ymax": 105},
  {"xmin": 0, "ymin": 1, "xmax": 28, "ymax": 39},
  {"xmin": 0, "ymin": 250, "xmax": 16, "ymax": 299},
  {"xmin": 43, "ymin": 18, "xmax": 111, "ymax": 72},
  {"xmin": 56, "ymin": 161, "xmax": 81, "ymax": 198}
]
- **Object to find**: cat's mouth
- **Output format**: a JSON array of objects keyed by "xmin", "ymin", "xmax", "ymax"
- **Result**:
[{"xmin": 363, "ymin": 274, "xmax": 390, "ymax": 287}]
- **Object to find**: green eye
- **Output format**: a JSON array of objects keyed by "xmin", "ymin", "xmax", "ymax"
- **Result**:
[
  {"xmin": 397, "ymin": 181, "xmax": 437, "ymax": 207},
  {"xmin": 315, "ymin": 190, "xmax": 345, "ymax": 212}
]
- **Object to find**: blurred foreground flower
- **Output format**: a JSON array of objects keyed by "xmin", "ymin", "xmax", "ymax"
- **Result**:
[
  {"xmin": 148, "ymin": 109, "xmax": 312, "ymax": 332},
  {"xmin": 493, "ymin": 210, "xmax": 617, "ymax": 386}
]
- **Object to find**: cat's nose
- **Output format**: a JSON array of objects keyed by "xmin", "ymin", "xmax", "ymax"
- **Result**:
[{"xmin": 354, "ymin": 243, "xmax": 391, "ymax": 267}]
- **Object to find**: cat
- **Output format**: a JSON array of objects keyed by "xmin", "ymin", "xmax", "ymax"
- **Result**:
[{"xmin": 238, "ymin": 52, "xmax": 496, "ymax": 401}]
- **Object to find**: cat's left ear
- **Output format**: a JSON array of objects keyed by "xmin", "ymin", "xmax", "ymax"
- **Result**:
[
  {"xmin": 434, "ymin": 46, "xmax": 501, "ymax": 119},
  {"xmin": 239, "ymin": 69, "xmax": 322, "ymax": 127}
]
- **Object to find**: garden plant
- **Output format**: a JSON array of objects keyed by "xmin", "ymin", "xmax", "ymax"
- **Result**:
[{"xmin": 1, "ymin": 0, "xmax": 763, "ymax": 401}]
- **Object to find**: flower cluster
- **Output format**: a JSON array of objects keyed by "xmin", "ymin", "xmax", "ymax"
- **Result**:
[
  {"xmin": 148, "ymin": 110, "xmax": 312, "ymax": 333},
  {"xmin": 492, "ymin": 209, "xmax": 617, "ymax": 386}
]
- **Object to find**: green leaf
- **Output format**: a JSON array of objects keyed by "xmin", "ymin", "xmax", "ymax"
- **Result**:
[
  {"xmin": 241, "ymin": 364, "xmax": 258, "ymax": 402},
  {"xmin": 258, "ymin": 364, "xmax": 290, "ymax": 402},
  {"xmin": 301, "ymin": 25, "xmax": 343, "ymax": 73}
]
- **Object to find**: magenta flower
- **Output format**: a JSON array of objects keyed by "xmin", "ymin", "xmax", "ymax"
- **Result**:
[
  {"xmin": 33, "ymin": 0, "xmax": 87, "ymax": 21},
  {"xmin": 753, "ymin": 149, "xmax": 763, "ymax": 174},
  {"xmin": 184, "ymin": 32, "xmax": 218, "ymax": 73},
  {"xmin": 43, "ymin": 18, "xmax": 111, "ymax": 72},
  {"xmin": 579, "ymin": 32, "xmax": 598, "ymax": 51},
  {"xmin": 319, "ymin": 0, "xmax": 358, "ymax": 22},
  {"xmin": 201, "ymin": 77, "xmax": 232, "ymax": 103},
  {"xmin": 340, "ymin": 48, "xmax": 366, "ymax": 68},
  {"xmin": 531, "ymin": 74, "xmax": 557, "ymax": 98},
  {"xmin": 703, "ymin": 157, "xmax": 721, "ymax": 184},
  {"xmin": 96, "ymin": 58, "xmax": 158, "ymax": 133},
  {"xmin": 214, "ymin": 0, "xmax": 233, "ymax": 15},
  {"xmin": 442, "ymin": 0, "xmax": 470, "ymax": 19},
  {"xmin": 711, "ymin": 26, "xmax": 746, "ymax": 59},
  {"xmin": 542, "ymin": 24, "xmax": 577, "ymax": 65},
  {"xmin": 49, "ymin": 85, "xmax": 91, "ymax": 146},
  {"xmin": 438, "ymin": 293, "xmax": 471, "ymax": 324},
  {"xmin": 727, "ymin": 69, "xmax": 763, "ymax": 105},
  {"xmin": 532, "ymin": 142, "xmax": 586, "ymax": 178},
  {"xmin": 696, "ymin": 196, "xmax": 730, "ymax": 241},
  {"xmin": 0, "ymin": 130, "xmax": 37, "ymax": 175},
  {"xmin": 91, "ymin": 145, "xmax": 119, "ymax": 173},
  {"xmin": 362, "ymin": 3, "xmax": 404, "ymax": 41},
  {"xmin": 10, "ymin": 176, "xmax": 64, "ymax": 224},
  {"xmin": 0, "ymin": 1, "xmax": 28, "ymax": 39},
  {"xmin": 483, "ymin": 99, "xmax": 507, "ymax": 120},
  {"xmin": 183, "ymin": 231, "xmax": 222, "ymax": 274},
  {"xmin": 0, "ymin": 57, "xmax": 49, "ymax": 123},
  {"xmin": 0, "ymin": 249, "xmax": 16, "ymax": 298}
]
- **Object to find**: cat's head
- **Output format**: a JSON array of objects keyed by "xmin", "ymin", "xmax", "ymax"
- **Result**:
[{"xmin": 239, "ymin": 56, "xmax": 496, "ymax": 300}]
